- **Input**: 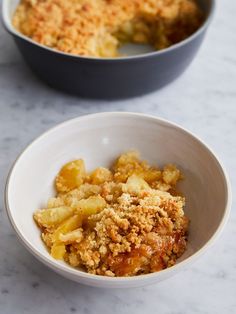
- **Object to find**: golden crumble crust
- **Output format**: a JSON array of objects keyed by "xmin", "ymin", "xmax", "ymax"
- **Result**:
[
  {"xmin": 13, "ymin": 0, "xmax": 203, "ymax": 57},
  {"xmin": 34, "ymin": 151, "xmax": 189, "ymax": 277}
]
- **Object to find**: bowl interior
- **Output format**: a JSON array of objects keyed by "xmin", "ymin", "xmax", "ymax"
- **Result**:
[
  {"xmin": 7, "ymin": 113, "xmax": 228, "ymax": 276},
  {"xmin": 3, "ymin": 0, "xmax": 19, "ymax": 22}
]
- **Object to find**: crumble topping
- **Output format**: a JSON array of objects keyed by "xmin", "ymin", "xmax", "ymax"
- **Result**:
[
  {"xmin": 34, "ymin": 151, "xmax": 189, "ymax": 276},
  {"xmin": 13, "ymin": 0, "xmax": 203, "ymax": 57}
]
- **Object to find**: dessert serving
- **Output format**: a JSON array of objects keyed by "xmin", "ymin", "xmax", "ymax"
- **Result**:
[
  {"xmin": 34, "ymin": 151, "xmax": 189, "ymax": 277},
  {"xmin": 13, "ymin": 0, "xmax": 203, "ymax": 58}
]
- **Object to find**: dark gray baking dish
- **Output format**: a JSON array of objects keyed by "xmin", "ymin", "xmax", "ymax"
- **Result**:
[{"xmin": 2, "ymin": 0, "xmax": 215, "ymax": 99}]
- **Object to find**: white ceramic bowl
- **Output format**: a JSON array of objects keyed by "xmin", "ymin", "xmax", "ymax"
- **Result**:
[{"xmin": 5, "ymin": 112, "xmax": 231, "ymax": 288}]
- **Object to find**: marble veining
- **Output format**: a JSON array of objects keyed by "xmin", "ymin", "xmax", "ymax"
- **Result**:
[{"xmin": 0, "ymin": 1, "xmax": 236, "ymax": 313}]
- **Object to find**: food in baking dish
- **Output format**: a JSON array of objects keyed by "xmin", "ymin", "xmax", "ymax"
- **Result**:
[{"xmin": 13, "ymin": 0, "xmax": 203, "ymax": 57}]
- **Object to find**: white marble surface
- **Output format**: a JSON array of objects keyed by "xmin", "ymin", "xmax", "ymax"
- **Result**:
[{"xmin": 0, "ymin": 1, "xmax": 236, "ymax": 313}]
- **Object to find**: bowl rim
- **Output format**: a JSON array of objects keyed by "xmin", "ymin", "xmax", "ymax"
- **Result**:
[
  {"xmin": 5, "ymin": 112, "xmax": 231, "ymax": 284},
  {"xmin": 2, "ymin": 0, "xmax": 215, "ymax": 62}
]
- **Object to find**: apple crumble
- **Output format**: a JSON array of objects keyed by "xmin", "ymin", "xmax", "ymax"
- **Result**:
[
  {"xmin": 13, "ymin": 0, "xmax": 203, "ymax": 57},
  {"xmin": 34, "ymin": 152, "xmax": 189, "ymax": 277}
]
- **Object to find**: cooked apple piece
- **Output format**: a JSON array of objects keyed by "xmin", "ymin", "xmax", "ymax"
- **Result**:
[
  {"xmin": 113, "ymin": 151, "xmax": 144, "ymax": 182},
  {"xmin": 162, "ymin": 164, "xmax": 180, "ymax": 186},
  {"xmin": 51, "ymin": 243, "xmax": 66, "ymax": 260},
  {"xmin": 124, "ymin": 174, "xmax": 150, "ymax": 194},
  {"xmin": 90, "ymin": 167, "xmax": 113, "ymax": 184},
  {"xmin": 59, "ymin": 228, "xmax": 83, "ymax": 244},
  {"xmin": 79, "ymin": 183, "xmax": 102, "ymax": 198},
  {"xmin": 55, "ymin": 159, "xmax": 86, "ymax": 193},
  {"xmin": 47, "ymin": 197, "xmax": 65, "ymax": 208},
  {"xmin": 52, "ymin": 214, "xmax": 83, "ymax": 243},
  {"xmin": 61, "ymin": 184, "xmax": 102, "ymax": 210},
  {"xmin": 76, "ymin": 195, "xmax": 107, "ymax": 216},
  {"xmin": 153, "ymin": 181, "xmax": 171, "ymax": 192},
  {"xmin": 143, "ymin": 168, "xmax": 162, "ymax": 183},
  {"xmin": 34, "ymin": 206, "xmax": 74, "ymax": 228},
  {"xmin": 114, "ymin": 152, "xmax": 163, "ymax": 185}
]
